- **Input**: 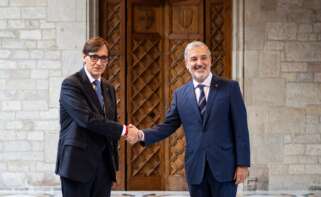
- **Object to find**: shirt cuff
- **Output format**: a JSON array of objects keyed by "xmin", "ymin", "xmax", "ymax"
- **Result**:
[
  {"xmin": 139, "ymin": 130, "xmax": 145, "ymax": 141},
  {"xmin": 121, "ymin": 125, "xmax": 127, "ymax": 136}
]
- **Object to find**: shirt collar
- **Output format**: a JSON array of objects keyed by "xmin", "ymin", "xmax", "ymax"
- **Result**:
[
  {"xmin": 84, "ymin": 65, "xmax": 101, "ymax": 84},
  {"xmin": 193, "ymin": 72, "xmax": 212, "ymax": 88}
]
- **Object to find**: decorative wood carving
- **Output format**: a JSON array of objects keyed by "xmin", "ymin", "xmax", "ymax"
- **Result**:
[
  {"xmin": 100, "ymin": 0, "xmax": 122, "ymax": 107},
  {"xmin": 133, "ymin": 5, "xmax": 160, "ymax": 33},
  {"xmin": 178, "ymin": 7, "xmax": 193, "ymax": 29},
  {"xmin": 172, "ymin": 6, "xmax": 199, "ymax": 33},
  {"xmin": 168, "ymin": 40, "xmax": 191, "ymax": 177},
  {"xmin": 127, "ymin": 37, "xmax": 163, "ymax": 190},
  {"xmin": 168, "ymin": 40, "xmax": 191, "ymax": 94},
  {"xmin": 206, "ymin": 0, "xmax": 232, "ymax": 78},
  {"xmin": 138, "ymin": 8, "xmax": 155, "ymax": 30},
  {"xmin": 210, "ymin": 1, "xmax": 225, "ymax": 76}
]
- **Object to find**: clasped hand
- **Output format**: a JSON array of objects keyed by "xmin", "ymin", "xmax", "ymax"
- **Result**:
[{"xmin": 125, "ymin": 124, "xmax": 144, "ymax": 144}]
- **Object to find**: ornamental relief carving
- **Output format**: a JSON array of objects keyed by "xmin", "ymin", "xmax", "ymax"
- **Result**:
[
  {"xmin": 178, "ymin": 7, "xmax": 193, "ymax": 29},
  {"xmin": 133, "ymin": 6, "xmax": 160, "ymax": 33},
  {"xmin": 172, "ymin": 6, "xmax": 198, "ymax": 33}
]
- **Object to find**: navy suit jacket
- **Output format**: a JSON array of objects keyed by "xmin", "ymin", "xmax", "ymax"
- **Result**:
[
  {"xmin": 55, "ymin": 68, "xmax": 123, "ymax": 183},
  {"xmin": 143, "ymin": 75, "xmax": 250, "ymax": 184}
]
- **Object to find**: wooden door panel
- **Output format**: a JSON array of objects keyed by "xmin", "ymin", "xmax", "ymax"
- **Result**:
[
  {"xmin": 127, "ymin": 37, "xmax": 164, "ymax": 190},
  {"xmin": 206, "ymin": 0, "xmax": 232, "ymax": 78},
  {"xmin": 127, "ymin": 0, "xmax": 165, "ymax": 190}
]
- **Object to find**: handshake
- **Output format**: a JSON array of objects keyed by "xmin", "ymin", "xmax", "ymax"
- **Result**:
[{"xmin": 125, "ymin": 124, "xmax": 144, "ymax": 144}]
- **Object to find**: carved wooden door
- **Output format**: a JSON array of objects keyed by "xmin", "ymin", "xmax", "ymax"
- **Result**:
[{"xmin": 99, "ymin": 0, "xmax": 231, "ymax": 190}]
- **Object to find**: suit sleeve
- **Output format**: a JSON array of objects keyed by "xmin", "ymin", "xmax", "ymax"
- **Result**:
[
  {"xmin": 60, "ymin": 78, "xmax": 123, "ymax": 140},
  {"xmin": 143, "ymin": 90, "xmax": 182, "ymax": 146},
  {"xmin": 230, "ymin": 81, "xmax": 251, "ymax": 167},
  {"xmin": 110, "ymin": 85, "xmax": 120, "ymax": 170}
]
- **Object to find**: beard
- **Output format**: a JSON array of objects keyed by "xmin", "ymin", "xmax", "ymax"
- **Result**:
[{"xmin": 189, "ymin": 64, "xmax": 210, "ymax": 83}]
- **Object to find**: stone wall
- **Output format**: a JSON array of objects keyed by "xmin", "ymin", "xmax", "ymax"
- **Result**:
[
  {"xmin": 0, "ymin": 0, "xmax": 86, "ymax": 188},
  {"xmin": 245, "ymin": 0, "xmax": 321, "ymax": 190}
]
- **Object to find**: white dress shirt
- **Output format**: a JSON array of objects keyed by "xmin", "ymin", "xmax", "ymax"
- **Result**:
[
  {"xmin": 84, "ymin": 66, "xmax": 101, "ymax": 85},
  {"xmin": 193, "ymin": 73, "xmax": 212, "ymax": 103}
]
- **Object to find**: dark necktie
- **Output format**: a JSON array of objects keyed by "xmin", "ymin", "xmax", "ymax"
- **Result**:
[
  {"xmin": 93, "ymin": 80, "xmax": 104, "ymax": 109},
  {"xmin": 197, "ymin": 84, "xmax": 206, "ymax": 118}
]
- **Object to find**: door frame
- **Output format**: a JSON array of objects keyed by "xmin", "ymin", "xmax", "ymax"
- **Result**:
[{"xmin": 86, "ymin": 0, "xmax": 245, "ymax": 190}]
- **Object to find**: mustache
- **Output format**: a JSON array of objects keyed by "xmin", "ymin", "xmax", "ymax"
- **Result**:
[{"xmin": 193, "ymin": 64, "xmax": 206, "ymax": 69}]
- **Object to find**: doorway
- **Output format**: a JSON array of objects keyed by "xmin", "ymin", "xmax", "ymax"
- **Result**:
[{"xmin": 99, "ymin": 0, "xmax": 232, "ymax": 190}]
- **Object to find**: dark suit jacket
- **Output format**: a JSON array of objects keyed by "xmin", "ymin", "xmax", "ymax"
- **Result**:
[
  {"xmin": 55, "ymin": 68, "xmax": 123, "ymax": 183},
  {"xmin": 143, "ymin": 75, "xmax": 250, "ymax": 185}
]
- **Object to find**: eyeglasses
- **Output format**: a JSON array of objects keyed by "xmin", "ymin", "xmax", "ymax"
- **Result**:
[{"xmin": 88, "ymin": 53, "xmax": 111, "ymax": 63}]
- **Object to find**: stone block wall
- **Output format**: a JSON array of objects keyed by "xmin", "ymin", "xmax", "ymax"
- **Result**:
[
  {"xmin": 0, "ymin": 0, "xmax": 87, "ymax": 188},
  {"xmin": 245, "ymin": 0, "xmax": 321, "ymax": 190}
]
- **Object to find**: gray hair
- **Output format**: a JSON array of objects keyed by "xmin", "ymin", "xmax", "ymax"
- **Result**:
[{"xmin": 184, "ymin": 41, "xmax": 211, "ymax": 61}]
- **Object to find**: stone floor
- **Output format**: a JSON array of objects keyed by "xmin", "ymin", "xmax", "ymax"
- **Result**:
[{"xmin": 0, "ymin": 190, "xmax": 320, "ymax": 197}]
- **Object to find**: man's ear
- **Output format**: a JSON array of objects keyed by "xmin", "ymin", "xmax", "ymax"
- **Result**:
[{"xmin": 185, "ymin": 65, "xmax": 191, "ymax": 72}]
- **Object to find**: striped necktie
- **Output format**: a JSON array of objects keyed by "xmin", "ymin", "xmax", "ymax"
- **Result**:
[
  {"xmin": 93, "ymin": 80, "xmax": 104, "ymax": 109},
  {"xmin": 197, "ymin": 84, "xmax": 206, "ymax": 119}
]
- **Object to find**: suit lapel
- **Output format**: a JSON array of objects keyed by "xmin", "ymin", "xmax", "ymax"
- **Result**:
[
  {"xmin": 186, "ymin": 82, "xmax": 203, "ymax": 122},
  {"xmin": 79, "ymin": 68, "xmax": 104, "ymax": 114},
  {"xmin": 101, "ymin": 79, "xmax": 112, "ymax": 118},
  {"xmin": 203, "ymin": 75, "xmax": 219, "ymax": 127}
]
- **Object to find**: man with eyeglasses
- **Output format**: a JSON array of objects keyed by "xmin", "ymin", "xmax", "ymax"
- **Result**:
[{"xmin": 55, "ymin": 36, "xmax": 138, "ymax": 197}]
